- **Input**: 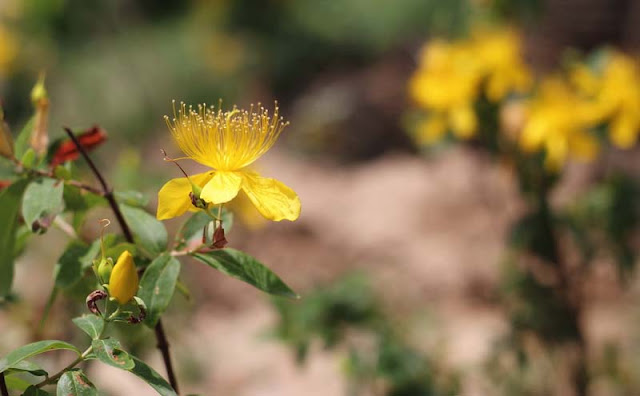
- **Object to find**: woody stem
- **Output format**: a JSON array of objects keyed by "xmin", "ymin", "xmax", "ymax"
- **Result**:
[{"xmin": 62, "ymin": 127, "xmax": 180, "ymax": 394}]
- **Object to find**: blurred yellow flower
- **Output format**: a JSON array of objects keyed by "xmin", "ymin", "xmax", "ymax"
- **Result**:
[
  {"xmin": 519, "ymin": 77, "xmax": 599, "ymax": 170},
  {"xmin": 157, "ymin": 102, "xmax": 301, "ymax": 222},
  {"xmin": 472, "ymin": 28, "xmax": 532, "ymax": 101},
  {"xmin": 573, "ymin": 52, "xmax": 640, "ymax": 149},
  {"xmin": 408, "ymin": 28, "xmax": 532, "ymax": 144},
  {"xmin": 109, "ymin": 251, "xmax": 139, "ymax": 305},
  {"xmin": 409, "ymin": 40, "xmax": 480, "ymax": 139}
]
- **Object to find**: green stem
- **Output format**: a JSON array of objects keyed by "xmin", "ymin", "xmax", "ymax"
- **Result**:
[
  {"xmin": 36, "ymin": 346, "xmax": 93, "ymax": 388},
  {"xmin": 204, "ymin": 206, "xmax": 220, "ymax": 222}
]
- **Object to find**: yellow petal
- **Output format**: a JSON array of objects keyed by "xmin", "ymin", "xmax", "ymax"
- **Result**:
[
  {"xmin": 157, "ymin": 172, "xmax": 213, "ymax": 220},
  {"xmin": 109, "ymin": 251, "xmax": 139, "ymax": 305},
  {"xmin": 610, "ymin": 114, "xmax": 639, "ymax": 149},
  {"xmin": 544, "ymin": 135, "xmax": 568, "ymax": 171},
  {"xmin": 200, "ymin": 171, "xmax": 243, "ymax": 204},
  {"xmin": 570, "ymin": 133, "xmax": 599, "ymax": 161},
  {"xmin": 449, "ymin": 105, "xmax": 477, "ymax": 138},
  {"xmin": 240, "ymin": 171, "xmax": 301, "ymax": 221},
  {"xmin": 414, "ymin": 115, "xmax": 447, "ymax": 145}
]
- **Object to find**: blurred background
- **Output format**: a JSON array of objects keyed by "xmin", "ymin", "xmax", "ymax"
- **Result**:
[{"xmin": 1, "ymin": 0, "xmax": 640, "ymax": 395}]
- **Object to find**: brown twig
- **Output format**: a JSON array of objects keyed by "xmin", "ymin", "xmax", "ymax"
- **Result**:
[
  {"xmin": 154, "ymin": 320, "xmax": 179, "ymax": 392},
  {"xmin": 13, "ymin": 158, "xmax": 104, "ymax": 195},
  {"xmin": 0, "ymin": 373, "xmax": 8, "ymax": 396},
  {"xmin": 63, "ymin": 127, "xmax": 180, "ymax": 393},
  {"xmin": 63, "ymin": 127, "xmax": 133, "ymax": 242}
]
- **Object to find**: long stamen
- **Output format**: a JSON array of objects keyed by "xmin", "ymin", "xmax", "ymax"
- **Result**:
[
  {"xmin": 164, "ymin": 101, "xmax": 288, "ymax": 170},
  {"xmin": 161, "ymin": 149, "xmax": 190, "ymax": 179}
]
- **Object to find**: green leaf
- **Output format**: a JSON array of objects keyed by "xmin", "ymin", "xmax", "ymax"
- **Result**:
[
  {"xmin": 13, "ymin": 117, "xmax": 33, "ymax": 160},
  {"xmin": 0, "ymin": 179, "xmax": 28, "ymax": 297},
  {"xmin": 121, "ymin": 204, "xmax": 168, "ymax": 257},
  {"xmin": 54, "ymin": 241, "xmax": 91, "ymax": 289},
  {"xmin": 104, "ymin": 242, "xmax": 138, "ymax": 261},
  {"xmin": 56, "ymin": 370, "xmax": 97, "ymax": 396},
  {"xmin": 22, "ymin": 385, "xmax": 52, "ymax": 395},
  {"xmin": 129, "ymin": 355, "xmax": 178, "ymax": 396},
  {"xmin": 138, "ymin": 254, "xmax": 181, "ymax": 327},
  {"xmin": 5, "ymin": 360, "xmax": 48, "ymax": 377},
  {"xmin": 79, "ymin": 237, "xmax": 104, "ymax": 271},
  {"xmin": 72, "ymin": 315, "xmax": 104, "ymax": 339},
  {"xmin": 91, "ymin": 338, "xmax": 135, "ymax": 370},
  {"xmin": 5, "ymin": 375, "xmax": 31, "ymax": 391},
  {"xmin": 192, "ymin": 249, "xmax": 298, "ymax": 298},
  {"xmin": 21, "ymin": 148, "xmax": 36, "ymax": 168},
  {"xmin": 21, "ymin": 178, "xmax": 65, "ymax": 233},
  {"xmin": 115, "ymin": 190, "xmax": 149, "ymax": 207},
  {"xmin": 0, "ymin": 340, "xmax": 81, "ymax": 373}
]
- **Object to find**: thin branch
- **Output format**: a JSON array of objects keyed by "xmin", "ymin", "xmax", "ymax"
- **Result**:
[
  {"xmin": 155, "ymin": 320, "xmax": 179, "ymax": 393},
  {"xmin": 36, "ymin": 346, "xmax": 93, "ymax": 388},
  {"xmin": 16, "ymin": 162, "xmax": 104, "ymax": 195},
  {"xmin": 63, "ymin": 127, "xmax": 133, "ymax": 242},
  {"xmin": 63, "ymin": 127, "xmax": 109, "ymax": 192},
  {"xmin": 63, "ymin": 127, "xmax": 180, "ymax": 393}
]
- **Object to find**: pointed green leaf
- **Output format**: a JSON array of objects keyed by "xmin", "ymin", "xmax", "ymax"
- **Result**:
[
  {"xmin": 5, "ymin": 360, "xmax": 47, "ymax": 377},
  {"xmin": 54, "ymin": 241, "xmax": 90, "ymax": 289},
  {"xmin": 56, "ymin": 370, "xmax": 97, "ymax": 396},
  {"xmin": 21, "ymin": 178, "xmax": 65, "ymax": 233},
  {"xmin": 13, "ymin": 117, "xmax": 34, "ymax": 159},
  {"xmin": 0, "ymin": 179, "xmax": 28, "ymax": 297},
  {"xmin": 0, "ymin": 340, "xmax": 81, "ymax": 373},
  {"xmin": 72, "ymin": 315, "xmax": 104, "ymax": 339},
  {"xmin": 91, "ymin": 338, "xmax": 134, "ymax": 370},
  {"xmin": 115, "ymin": 190, "xmax": 149, "ymax": 207},
  {"xmin": 129, "ymin": 355, "xmax": 178, "ymax": 396},
  {"xmin": 192, "ymin": 248, "xmax": 298, "ymax": 298},
  {"xmin": 138, "ymin": 254, "xmax": 181, "ymax": 327},
  {"xmin": 121, "ymin": 204, "xmax": 168, "ymax": 257},
  {"xmin": 22, "ymin": 385, "xmax": 52, "ymax": 395}
]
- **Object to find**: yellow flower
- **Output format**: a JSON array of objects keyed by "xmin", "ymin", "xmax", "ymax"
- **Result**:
[
  {"xmin": 109, "ymin": 251, "xmax": 139, "ymax": 305},
  {"xmin": 471, "ymin": 28, "xmax": 532, "ymax": 101},
  {"xmin": 519, "ymin": 77, "xmax": 599, "ymax": 170},
  {"xmin": 573, "ymin": 52, "xmax": 640, "ymax": 149},
  {"xmin": 157, "ymin": 102, "xmax": 301, "ymax": 222},
  {"xmin": 408, "ymin": 40, "xmax": 481, "ymax": 139}
]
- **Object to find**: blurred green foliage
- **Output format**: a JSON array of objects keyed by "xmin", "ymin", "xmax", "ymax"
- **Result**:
[{"xmin": 272, "ymin": 275, "xmax": 459, "ymax": 395}]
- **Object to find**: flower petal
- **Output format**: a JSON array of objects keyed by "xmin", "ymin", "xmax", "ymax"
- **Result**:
[
  {"xmin": 241, "ymin": 171, "xmax": 301, "ymax": 221},
  {"xmin": 157, "ymin": 172, "xmax": 212, "ymax": 220},
  {"xmin": 201, "ymin": 171, "xmax": 243, "ymax": 204},
  {"xmin": 449, "ymin": 105, "xmax": 477, "ymax": 138}
]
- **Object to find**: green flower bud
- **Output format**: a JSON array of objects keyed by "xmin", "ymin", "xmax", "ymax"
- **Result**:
[{"xmin": 97, "ymin": 257, "xmax": 113, "ymax": 284}]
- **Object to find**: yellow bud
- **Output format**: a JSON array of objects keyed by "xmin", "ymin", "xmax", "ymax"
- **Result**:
[
  {"xmin": 108, "ymin": 251, "xmax": 139, "ymax": 305},
  {"xmin": 31, "ymin": 73, "xmax": 48, "ymax": 105}
]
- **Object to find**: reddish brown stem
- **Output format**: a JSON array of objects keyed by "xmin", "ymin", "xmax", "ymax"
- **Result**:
[{"xmin": 63, "ymin": 127, "xmax": 180, "ymax": 393}]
